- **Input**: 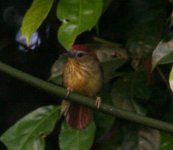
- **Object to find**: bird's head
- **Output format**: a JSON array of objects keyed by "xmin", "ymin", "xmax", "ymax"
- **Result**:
[{"xmin": 64, "ymin": 44, "xmax": 99, "ymax": 65}]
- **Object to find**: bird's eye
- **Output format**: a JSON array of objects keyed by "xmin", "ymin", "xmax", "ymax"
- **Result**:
[{"xmin": 76, "ymin": 52, "xmax": 85, "ymax": 58}]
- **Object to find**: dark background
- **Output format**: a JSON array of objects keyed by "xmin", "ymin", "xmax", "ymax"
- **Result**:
[{"xmin": 0, "ymin": 0, "xmax": 171, "ymax": 149}]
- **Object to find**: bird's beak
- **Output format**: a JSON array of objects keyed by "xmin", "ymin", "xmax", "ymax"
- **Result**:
[{"xmin": 63, "ymin": 51, "xmax": 76, "ymax": 58}]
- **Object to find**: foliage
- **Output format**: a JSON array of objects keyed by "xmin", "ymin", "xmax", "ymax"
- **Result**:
[
  {"xmin": 1, "ymin": 0, "xmax": 173, "ymax": 150},
  {"xmin": 0, "ymin": 106, "xmax": 60, "ymax": 150},
  {"xmin": 59, "ymin": 121, "xmax": 95, "ymax": 150},
  {"xmin": 152, "ymin": 33, "xmax": 173, "ymax": 70},
  {"xmin": 57, "ymin": 0, "xmax": 103, "ymax": 49},
  {"xmin": 21, "ymin": 0, "xmax": 54, "ymax": 46}
]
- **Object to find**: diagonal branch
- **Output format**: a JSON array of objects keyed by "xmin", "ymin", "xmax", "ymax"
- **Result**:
[{"xmin": 0, "ymin": 61, "xmax": 173, "ymax": 133}]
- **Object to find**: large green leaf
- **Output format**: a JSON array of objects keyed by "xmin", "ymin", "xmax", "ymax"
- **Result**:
[
  {"xmin": 59, "ymin": 120, "xmax": 96, "ymax": 150},
  {"xmin": 21, "ymin": 0, "xmax": 54, "ymax": 45},
  {"xmin": 57, "ymin": 0, "xmax": 103, "ymax": 49},
  {"xmin": 152, "ymin": 33, "xmax": 173, "ymax": 70},
  {"xmin": 0, "ymin": 105, "xmax": 60, "ymax": 150}
]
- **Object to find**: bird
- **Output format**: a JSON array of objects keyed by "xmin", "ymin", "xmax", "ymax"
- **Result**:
[{"xmin": 63, "ymin": 44, "xmax": 103, "ymax": 129}]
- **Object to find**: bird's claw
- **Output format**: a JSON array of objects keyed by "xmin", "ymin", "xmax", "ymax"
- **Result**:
[
  {"xmin": 65, "ymin": 87, "xmax": 73, "ymax": 98},
  {"xmin": 95, "ymin": 96, "xmax": 102, "ymax": 109}
]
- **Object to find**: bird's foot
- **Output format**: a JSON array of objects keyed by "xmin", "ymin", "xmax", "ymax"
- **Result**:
[
  {"xmin": 65, "ymin": 87, "xmax": 73, "ymax": 98},
  {"xmin": 95, "ymin": 96, "xmax": 102, "ymax": 109}
]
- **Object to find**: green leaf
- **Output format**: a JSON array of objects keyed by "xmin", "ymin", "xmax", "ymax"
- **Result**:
[
  {"xmin": 0, "ymin": 105, "xmax": 60, "ymax": 150},
  {"xmin": 59, "ymin": 120, "xmax": 96, "ymax": 150},
  {"xmin": 102, "ymin": 59, "xmax": 127, "ymax": 82},
  {"xmin": 111, "ymin": 72, "xmax": 150, "ymax": 115},
  {"xmin": 152, "ymin": 33, "xmax": 173, "ymax": 70},
  {"xmin": 57, "ymin": 0, "xmax": 103, "ymax": 49},
  {"xmin": 111, "ymin": 79, "xmax": 136, "ymax": 112},
  {"xmin": 161, "ymin": 133, "xmax": 173, "ymax": 150},
  {"xmin": 169, "ymin": 66, "xmax": 173, "ymax": 92},
  {"xmin": 21, "ymin": 0, "xmax": 54, "ymax": 45}
]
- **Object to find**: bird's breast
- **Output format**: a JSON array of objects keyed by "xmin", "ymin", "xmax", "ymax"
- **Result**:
[{"xmin": 64, "ymin": 60, "xmax": 102, "ymax": 97}]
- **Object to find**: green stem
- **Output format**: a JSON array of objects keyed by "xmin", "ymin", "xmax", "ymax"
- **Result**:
[{"xmin": 0, "ymin": 61, "xmax": 173, "ymax": 133}]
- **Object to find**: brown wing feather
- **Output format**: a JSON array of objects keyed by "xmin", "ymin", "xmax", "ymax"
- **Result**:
[{"xmin": 65, "ymin": 103, "xmax": 92, "ymax": 129}]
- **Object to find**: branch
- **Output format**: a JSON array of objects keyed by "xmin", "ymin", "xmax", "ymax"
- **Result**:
[{"xmin": 0, "ymin": 61, "xmax": 173, "ymax": 133}]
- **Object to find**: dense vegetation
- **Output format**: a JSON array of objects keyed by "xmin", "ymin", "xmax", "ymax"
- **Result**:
[{"xmin": 1, "ymin": 0, "xmax": 173, "ymax": 149}]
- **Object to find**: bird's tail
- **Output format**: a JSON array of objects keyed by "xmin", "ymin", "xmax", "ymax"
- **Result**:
[{"xmin": 65, "ymin": 103, "xmax": 92, "ymax": 129}]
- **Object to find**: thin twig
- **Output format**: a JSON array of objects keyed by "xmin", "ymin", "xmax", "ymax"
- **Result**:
[{"xmin": 0, "ymin": 61, "xmax": 173, "ymax": 133}]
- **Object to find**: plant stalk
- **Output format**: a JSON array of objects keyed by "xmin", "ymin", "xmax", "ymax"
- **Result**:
[{"xmin": 0, "ymin": 61, "xmax": 173, "ymax": 133}]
